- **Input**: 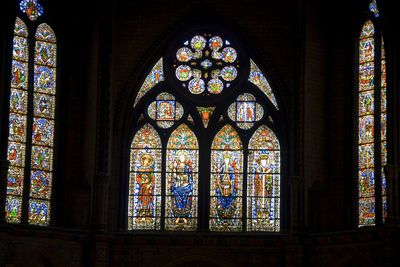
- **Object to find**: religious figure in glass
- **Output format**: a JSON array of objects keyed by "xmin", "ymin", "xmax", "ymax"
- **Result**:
[
  {"xmin": 254, "ymin": 154, "xmax": 273, "ymax": 218},
  {"xmin": 170, "ymin": 151, "xmax": 194, "ymax": 224},
  {"xmin": 215, "ymin": 152, "xmax": 239, "ymax": 224},
  {"xmin": 135, "ymin": 153, "xmax": 155, "ymax": 220}
]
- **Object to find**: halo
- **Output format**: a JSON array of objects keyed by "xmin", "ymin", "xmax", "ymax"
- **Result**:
[{"xmin": 140, "ymin": 153, "xmax": 154, "ymax": 166}]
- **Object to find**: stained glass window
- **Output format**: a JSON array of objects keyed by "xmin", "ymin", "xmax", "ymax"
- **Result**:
[
  {"xmin": 128, "ymin": 124, "xmax": 162, "ymax": 230},
  {"xmin": 165, "ymin": 124, "xmax": 199, "ymax": 230},
  {"xmin": 5, "ymin": 14, "xmax": 57, "ymax": 226},
  {"xmin": 28, "ymin": 24, "xmax": 57, "ymax": 225},
  {"xmin": 129, "ymin": 31, "xmax": 282, "ymax": 232},
  {"xmin": 380, "ymin": 38, "xmax": 387, "ymax": 221},
  {"xmin": 147, "ymin": 93, "xmax": 184, "ymax": 128},
  {"xmin": 369, "ymin": 0, "xmax": 379, "ymax": 18},
  {"xmin": 358, "ymin": 20, "xmax": 376, "ymax": 227},
  {"xmin": 19, "ymin": 0, "xmax": 44, "ymax": 21},
  {"xmin": 210, "ymin": 124, "xmax": 243, "ymax": 231},
  {"xmin": 249, "ymin": 59, "xmax": 278, "ymax": 110},
  {"xmin": 133, "ymin": 58, "xmax": 164, "ymax": 107},
  {"xmin": 6, "ymin": 18, "xmax": 29, "ymax": 224},
  {"xmin": 247, "ymin": 125, "xmax": 280, "ymax": 231},
  {"xmin": 196, "ymin": 106, "xmax": 215, "ymax": 128},
  {"xmin": 174, "ymin": 34, "xmax": 239, "ymax": 95},
  {"xmin": 357, "ymin": 16, "xmax": 387, "ymax": 227},
  {"xmin": 227, "ymin": 93, "xmax": 264, "ymax": 130}
]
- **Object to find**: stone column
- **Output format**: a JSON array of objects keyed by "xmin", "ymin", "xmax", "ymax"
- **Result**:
[
  {"xmin": 384, "ymin": 164, "xmax": 399, "ymax": 226},
  {"xmin": 290, "ymin": 175, "xmax": 304, "ymax": 232},
  {"xmin": 91, "ymin": 172, "xmax": 109, "ymax": 231}
]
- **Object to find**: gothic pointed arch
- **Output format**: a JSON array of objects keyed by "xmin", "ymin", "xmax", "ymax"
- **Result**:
[
  {"xmin": 126, "ymin": 26, "xmax": 286, "ymax": 232},
  {"xmin": 128, "ymin": 123, "xmax": 162, "ymax": 230}
]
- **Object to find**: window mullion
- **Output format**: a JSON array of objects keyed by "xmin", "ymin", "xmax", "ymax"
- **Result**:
[
  {"xmin": 21, "ymin": 25, "xmax": 36, "ymax": 224},
  {"xmin": 160, "ymin": 135, "xmax": 166, "ymax": 231}
]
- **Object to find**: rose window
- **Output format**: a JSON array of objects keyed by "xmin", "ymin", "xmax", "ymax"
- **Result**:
[{"xmin": 174, "ymin": 34, "xmax": 239, "ymax": 95}]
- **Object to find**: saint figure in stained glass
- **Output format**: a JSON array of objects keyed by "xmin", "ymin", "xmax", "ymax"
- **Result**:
[
  {"xmin": 166, "ymin": 124, "xmax": 198, "ymax": 230},
  {"xmin": 135, "ymin": 154, "xmax": 156, "ymax": 218},
  {"xmin": 170, "ymin": 151, "xmax": 194, "ymax": 221},
  {"xmin": 215, "ymin": 152, "xmax": 240, "ymax": 222},
  {"xmin": 210, "ymin": 124, "xmax": 243, "ymax": 231},
  {"xmin": 129, "ymin": 124, "xmax": 162, "ymax": 230},
  {"xmin": 247, "ymin": 125, "xmax": 280, "ymax": 231}
]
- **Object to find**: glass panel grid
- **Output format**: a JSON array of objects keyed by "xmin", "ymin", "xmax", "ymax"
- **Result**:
[
  {"xmin": 28, "ymin": 24, "xmax": 57, "ymax": 225},
  {"xmin": 165, "ymin": 124, "xmax": 199, "ymax": 231},
  {"xmin": 6, "ymin": 18, "xmax": 29, "ymax": 223},
  {"xmin": 128, "ymin": 124, "xmax": 162, "ymax": 230},
  {"xmin": 358, "ymin": 20, "xmax": 375, "ymax": 227},
  {"xmin": 210, "ymin": 125, "xmax": 243, "ymax": 232}
]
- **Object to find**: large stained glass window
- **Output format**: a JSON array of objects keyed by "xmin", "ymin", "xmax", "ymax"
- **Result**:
[
  {"xmin": 165, "ymin": 124, "xmax": 199, "ymax": 230},
  {"xmin": 5, "ymin": 9, "xmax": 58, "ymax": 226},
  {"xmin": 247, "ymin": 125, "xmax": 280, "ymax": 231},
  {"xmin": 129, "ymin": 124, "xmax": 162, "ymax": 230},
  {"xmin": 357, "ymin": 2, "xmax": 387, "ymax": 227},
  {"xmin": 6, "ymin": 17, "xmax": 29, "ymax": 224},
  {"xmin": 128, "ymin": 30, "xmax": 282, "ymax": 232},
  {"xmin": 210, "ymin": 124, "xmax": 243, "ymax": 231}
]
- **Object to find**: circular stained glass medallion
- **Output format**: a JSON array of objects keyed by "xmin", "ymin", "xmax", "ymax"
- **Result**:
[
  {"xmin": 175, "ymin": 65, "xmax": 192, "ymax": 81},
  {"xmin": 191, "ymin": 35, "xmax": 206, "ymax": 51},
  {"xmin": 221, "ymin": 66, "xmax": 237, "ymax": 81},
  {"xmin": 176, "ymin": 47, "xmax": 193, "ymax": 62},
  {"xmin": 222, "ymin": 47, "xmax": 237, "ymax": 63},
  {"xmin": 209, "ymin": 36, "xmax": 223, "ymax": 50},
  {"xmin": 189, "ymin": 79, "xmax": 206, "ymax": 94},
  {"xmin": 207, "ymin": 79, "xmax": 224, "ymax": 94}
]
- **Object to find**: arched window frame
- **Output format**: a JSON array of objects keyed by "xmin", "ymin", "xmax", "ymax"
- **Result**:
[
  {"xmin": 355, "ymin": 0, "xmax": 388, "ymax": 228},
  {"xmin": 1, "ymin": 1, "xmax": 59, "ymax": 226},
  {"xmin": 125, "ymin": 27, "xmax": 288, "ymax": 233}
]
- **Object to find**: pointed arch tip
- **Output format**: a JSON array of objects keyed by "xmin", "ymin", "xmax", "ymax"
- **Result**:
[
  {"xmin": 360, "ymin": 20, "xmax": 375, "ymax": 39},
  {"xmin": 168, "ymin": 123, "xmax": 198, "ymax": 149},
  {"xmin": 249, "ymin": 125, "xmax": 280, "ymax": 150},
  {"xmin": 133, "ymin": 58, "xmax": 165, "ymax": 107},
  {"xmin": 131, "ymin": 123, "xmax": 162, "ymax": 149},
  {"xmin": 14, "ymin": 17, "xmax": 28, "ymax": 37},
  {"xmin": 212, "ymin": 124, "xmax": 243, "ymax": 150},
  {"xmin": 35, "ymin": 23, "xmax": 57, "ymax": 43},
  {"xmin": 248, "ymin": 59, "xmax": 279, "ymax": 110}
]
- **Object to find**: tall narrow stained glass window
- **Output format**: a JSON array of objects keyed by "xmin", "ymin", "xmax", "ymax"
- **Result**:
[
  {"xmin": 28, "ymin": 24, "xmax": 57, "ymax": 225},
  {"xmin": 5, "ymin": 2, "xmax": 57, "ymax": 226},
  {"xmin": 165, "ymin": 124, "xmax": 199, "ymax": 230},
  {"xmin": 358, "ymin": 20, "xmax": 376, "ymax": 226},
  {"xmin": 357, "ymin": 11, "xmax": 387, "ymax": 226},
  {"xmin": 128, "ymin": 31, "xmax": 282, "ymax": 232},
  {"xmin": 380, "ymin": 38, "xmax": 387, "ymax": 220},
  {"xmin": 6, "ymin": 17, "xmax": 29, "ymax": 223},
  {"xmin": 129, "ymin": 124, "xmax": 162, "ymax": 230},
  {"xmin": 210, "ymin": 124, "xmax": 243, "ymax": 231},
  {"xmin": 247, "ymin": 125, "xmax": 280, "ymax": 231}
]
